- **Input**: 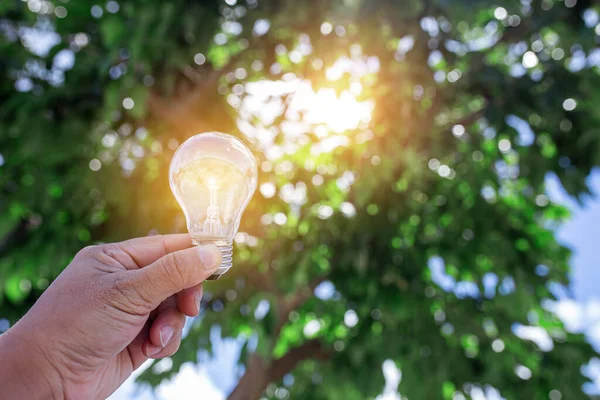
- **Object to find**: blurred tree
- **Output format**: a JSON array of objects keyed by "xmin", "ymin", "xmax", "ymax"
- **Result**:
[{"xmin": 1, "ymin": 0, "xmax": 599, "ymax": 399}]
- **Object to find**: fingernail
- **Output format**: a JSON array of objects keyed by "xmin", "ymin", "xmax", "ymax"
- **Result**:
[
  {"xmin": 198, "ymin": 245, "xmax": 221, "ymax": 271},
  {"xmin": 146, "ymin": 344, "xmax": 162, "ymax": 357},
  {"xmin": 195, "ymin": 291, "xmax": 202, "ymax": 312},
  {"xmin": 160, "ymin": 326, "xmax": 174, "ymax": 347}
]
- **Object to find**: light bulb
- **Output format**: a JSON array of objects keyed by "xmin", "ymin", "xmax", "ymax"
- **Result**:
[{"xmin": 169, "ymin": 132, "xmax": 258, "ymax": 279}]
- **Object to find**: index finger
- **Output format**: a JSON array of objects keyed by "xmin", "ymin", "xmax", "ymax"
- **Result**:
[{"xmin": 116, "ymin": 234, "xmax": 194, "ymax": 267}]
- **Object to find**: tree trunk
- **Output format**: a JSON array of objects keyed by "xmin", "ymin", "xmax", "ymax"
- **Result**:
[
  {"xmin": 227, "ymin": 340, "xmax": 329, "ymax": 400},
  {"xmin": 227, "ymin": 355, "xmax": 269, "ymax": 400}
]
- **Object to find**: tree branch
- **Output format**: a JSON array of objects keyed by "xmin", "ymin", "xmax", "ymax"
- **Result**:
[
  {"xmin": 266, "ymin": 339, "xmax": 330, "ymax": 383},
  {"xmin": 275, "ymin": 275, "xmax": 327, "ymax": 337},
  {"xmin": 227, "ymin": 273, "xmax": 329, "ymax": 400},
  {"xmin": 227, "ymin": 339, "xmax": 330, "ymax": 400},
  {"xmin": 227, "ymin": 353, "xmax": 267, "ymax": 400}
]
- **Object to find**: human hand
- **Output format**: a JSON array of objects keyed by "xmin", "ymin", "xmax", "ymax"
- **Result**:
[{"xmin": 0, "ymin": 234, "xmax": 221, "ymax": 400}]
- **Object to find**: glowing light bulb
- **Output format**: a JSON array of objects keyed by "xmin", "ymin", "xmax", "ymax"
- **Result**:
[{"xmin": 169, "ymin": 132, "xmax": 258, "ymax": 279}]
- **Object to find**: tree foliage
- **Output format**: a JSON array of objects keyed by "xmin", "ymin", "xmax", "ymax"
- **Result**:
[{"xmin": 1, "ymin": 0, "xmax": 599, "ymax": 398}]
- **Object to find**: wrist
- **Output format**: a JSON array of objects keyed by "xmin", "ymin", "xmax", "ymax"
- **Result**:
[{"xmin": 0, "ymin": 326, "xmax": 66, "ymax": 400}]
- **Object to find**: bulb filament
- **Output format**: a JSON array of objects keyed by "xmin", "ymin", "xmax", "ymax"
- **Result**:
[{"xmin": 204, "ymin": 180, "xmax": 223, "ymax": 236}]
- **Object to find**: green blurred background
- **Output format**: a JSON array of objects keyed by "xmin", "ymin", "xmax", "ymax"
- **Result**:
[{"xmin": 1, "ymin": 0, "xmax": 600, "ymax": 398}]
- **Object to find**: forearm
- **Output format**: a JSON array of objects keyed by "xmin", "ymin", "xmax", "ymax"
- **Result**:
[{"xmin": 0, "ymin": 326, "xmax": 65, "ymax": 400}]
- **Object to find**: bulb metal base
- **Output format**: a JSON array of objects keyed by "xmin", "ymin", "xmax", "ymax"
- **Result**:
[
  {"xmin": 192, "ymin": 238, "xmax": 233, "ymax": 280},
  {"xmin": 208, "ymin": 244, "xmax": 233, "ymax": 280}
]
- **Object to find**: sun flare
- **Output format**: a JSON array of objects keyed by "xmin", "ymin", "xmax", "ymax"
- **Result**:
[{"xmin": 239, "ymin": 77, "xmax": 374, "ymax": 154}]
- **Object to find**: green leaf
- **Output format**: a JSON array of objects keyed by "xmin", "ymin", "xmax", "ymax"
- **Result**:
[{"xmin": 101, "ymin": 17, "xmax": 127, "ymax": 48}]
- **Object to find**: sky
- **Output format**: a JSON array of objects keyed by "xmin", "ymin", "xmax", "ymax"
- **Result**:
[
  {"xmin": 548, "ymin": 172, "xmax": 600, "ymax": 394},
  {"xmin": 110, "ymin": 171, "xmax": 600, "ymax": 399}
]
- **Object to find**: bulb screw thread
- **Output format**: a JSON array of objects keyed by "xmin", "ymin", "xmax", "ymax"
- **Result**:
[
  {"xmin": 191, "ymin": 238, "xmax": 233, "ymax": 280},
  {"xmin": 207, "ymin": 244, "xmax": 233, "ymax": 280}
]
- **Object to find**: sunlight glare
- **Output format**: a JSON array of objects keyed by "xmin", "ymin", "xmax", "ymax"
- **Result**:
[
  {"xmin": 241, "ymin": 78, "xmax": 373, "ymax": 150},
  {"xmin": 294, "ymin": 86, "xmax": 372, "ymax": 134}
]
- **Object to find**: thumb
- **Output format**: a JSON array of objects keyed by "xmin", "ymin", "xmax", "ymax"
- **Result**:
[{"xmin": 124, "ymin": 244, "xmax": 221, "ymax": 311}]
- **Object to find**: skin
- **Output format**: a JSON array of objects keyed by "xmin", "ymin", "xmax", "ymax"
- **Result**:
[{"xmin": 0, "ymin": 234, "xmax": 222, "ymax": 400}]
